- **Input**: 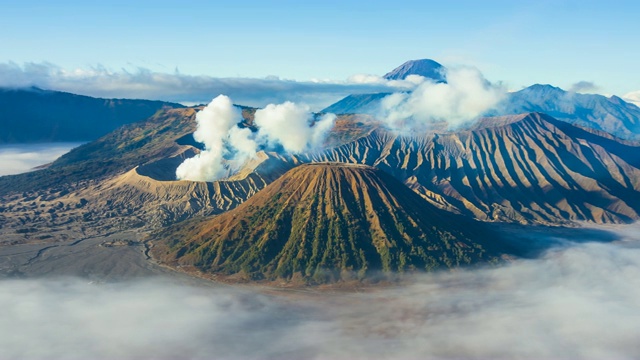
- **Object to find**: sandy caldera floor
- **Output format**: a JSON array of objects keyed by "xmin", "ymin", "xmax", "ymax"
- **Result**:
[{"xmin": 0, "ymin": 230, "xmax": 205, "ymax": 284}]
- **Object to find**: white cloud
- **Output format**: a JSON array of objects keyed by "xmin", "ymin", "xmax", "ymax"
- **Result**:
[
  {"xmin": 176, "ymin": 96, "xmax": 336, "ymax": 182},
  {"xmin": 175, "ymin": 95, "xmax": 251, "ymax": 182},
  {"xmin": 255, "ymin": 102, "xmax": 336, "ymax": 153},
  {"xmin": 569, "ymin": 80, "xmax": 600, "ymax": 94},
  {"xmin": 623, "ymin": 90, "xmax": 640, "ymax": 107},
  {"xmin": 0, "ymin": 143, "xmax": 83, "ymax": 176},
  {"xmin": 346, "ymin": 73, "xmax": 426, "ymax": 88},
  {"xmin": 0, "ymin": 223, "xmax": 639, "ymax": 359},
  {"xmin": 0, "ymin": 62, "xmax": 418, "ymax": 111}
]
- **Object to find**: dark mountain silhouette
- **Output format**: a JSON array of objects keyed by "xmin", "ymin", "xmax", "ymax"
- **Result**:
[{"xmin": 0, "ymin": 87, "xmax": 182, "ymax": 143}]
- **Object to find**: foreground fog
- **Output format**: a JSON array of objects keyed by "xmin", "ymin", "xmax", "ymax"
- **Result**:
[
  {"xmin": 0, "ymin": 143, "xmax": 82, "ymax": 176},
  {"xmin": 2, "ymin": 224, "xmax": 640, "ymax": 359}
]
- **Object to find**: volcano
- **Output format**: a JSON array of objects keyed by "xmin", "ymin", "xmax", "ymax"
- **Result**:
[
  {"xmin": 151, "ymin": 163, "xmax": 506, "ymax": 284},
  {"xmin": 383, "ymin": 58, "xmax": 446, "ymax": 82}
]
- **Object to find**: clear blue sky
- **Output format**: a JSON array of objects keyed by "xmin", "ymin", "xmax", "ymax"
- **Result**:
[{"xmin": 1, "ymin": 0, "xmax": 638, "ymax": 95}]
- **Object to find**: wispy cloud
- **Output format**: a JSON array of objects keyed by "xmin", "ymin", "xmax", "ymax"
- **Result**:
[
  {"xmin": 1, "ymin": 223, "xmax": 639, "ymax": 359},
  {"xmin": 0, "ymin": 62, "xmax": 419, "ymax": 111},
  {"xmin": 624, "ymin": 90, "xmax": 640, "ymax": 107},
  {"xmin": 569, "ymin": 80, "xmax": 600, "ymax": 94}
]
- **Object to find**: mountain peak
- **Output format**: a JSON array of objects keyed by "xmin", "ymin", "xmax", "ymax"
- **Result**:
[
  {"xmin": 608, "ymin": 95, "xmax": 626, "ymax": 105},
  {"xmin": 383, "ymin": 59, "xmax": 446, "ymax": 82},
  {"xmin": 520, "ymin": 84, "xmax": 566, "ymax": 94},
  {"xmin": 152, "ymin": 162, "xmax": 502, "ymax": 284}
]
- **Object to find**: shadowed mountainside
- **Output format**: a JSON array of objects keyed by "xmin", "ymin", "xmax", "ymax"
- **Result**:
[
  {"xmin": 0, "ymin": 87, "xmax": 182, "ymax": 143},
  {"xmin": 322, "ymin": 93, "xmax": 390, "ymax": 115},
  {"xmin": 0, "ymin": 107, "xmax": 198, "ymax": 194},
  {"xmin": 0, "ymin": 151, "xmax": 273, "ymax": 245},
  {"xmin": 151, "ymin": 163, "xmax": 507, "ymax": 284}
]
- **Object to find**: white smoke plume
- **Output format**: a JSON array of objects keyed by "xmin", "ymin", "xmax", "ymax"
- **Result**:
[
  {"xmin": 175, "ymin": 95, "xmax": 253, "ymax": 182},
  {"xmin": 176, "ymin": 95, "xmax": 336, "ymax": 182},
  {"xmin": 255, "ymin": 102, "xmax": 336, "ymax": 153},
  {"xmin": 1, "ymin": 223, "xmax": 639, "ymax": 359},
  {"xmin": 376, "ymin": 67, "xmax": 506, "ymax": 132}
]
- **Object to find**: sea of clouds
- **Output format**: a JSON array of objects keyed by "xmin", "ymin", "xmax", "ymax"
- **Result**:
[
  {"xmin": 1, "ymin": 223, "xmax": 639, "ymax": 359},
  {"xmin": 0, "ymin": 143, "xmax": 83, "ymax": 176}
]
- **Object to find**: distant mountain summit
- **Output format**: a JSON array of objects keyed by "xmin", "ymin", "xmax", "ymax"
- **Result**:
[
  {"xmin": 323, "ymin": 74, "xmax": 640, "ymax": 139},
  {"xmin": 501, "ymin": 84, "xmax": 640, "ymax": 139},
  {"xmin": 322, "ymin": 59, "xmax": 447, "ymax": 114},
  {"xmin": 383, "ymin": 59, "xmax": 446, "ymax": 82},
  {"xmin": 151, "ymin": 163, "xmax": 504, "ymax": 284}
]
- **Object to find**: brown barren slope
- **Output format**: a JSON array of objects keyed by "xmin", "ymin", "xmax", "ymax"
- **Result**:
[
  {"xmin": 151, "ymin": 163, "xmax": 507, "ymax": 285},
  {"xmin": 256, "ymin": 113, "xmax": 640, "ymax": 224}
]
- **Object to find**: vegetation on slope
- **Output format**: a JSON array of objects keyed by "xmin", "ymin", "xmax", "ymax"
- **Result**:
[{"xmin": 152, "ymin": 163, "xmax": 506, "ymax": 284}]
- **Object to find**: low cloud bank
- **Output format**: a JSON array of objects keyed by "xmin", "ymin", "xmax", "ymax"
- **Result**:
[
  {"xmin": 0, "ymin": 143, "xmax": 82, "ymax": 176},
  {"xmin": 175, "ymin": 95, "xmax": 335, "ymax": 181},
  {"xmin": 1, "ymin": 223, "xmax": 639, "ymax": 359},
  {"xmin": 0, "ymin": 62, "xmax": 419, "ymax": 110}
]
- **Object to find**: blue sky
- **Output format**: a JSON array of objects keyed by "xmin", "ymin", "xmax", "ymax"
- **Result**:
[{"xmin": 1, "ymin": 0, "xmax": 638, "ymax": 100}]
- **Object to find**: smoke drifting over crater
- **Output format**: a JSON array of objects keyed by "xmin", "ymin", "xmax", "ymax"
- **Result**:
[
  {"xmin": 175, "ymin": 95, "xmax": 336, "ymax": 182},
  {"xmin": 175, "ymin": 68, "xmax": 505, "ymax": 181},
  {"xmin": 254, "ymin": 102, "xmax": 336, "ymax": 153},
  {"xmin": 175, "ymin": 95, "xmax": 247, "ymax": 182},
  {"xmin": 1, "ymin": 224, "xmax": 640, "ymax": 359},
  {"xmin": 376, "ymin": 67, "xmax": 506, "ymax": 132}
]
